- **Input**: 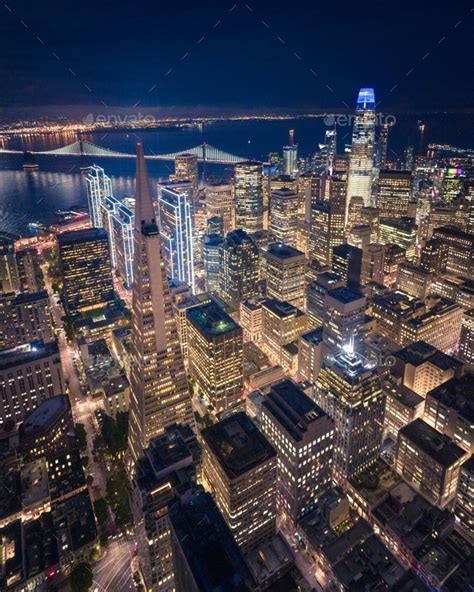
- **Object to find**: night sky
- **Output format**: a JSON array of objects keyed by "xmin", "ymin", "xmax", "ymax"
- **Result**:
[{"xmin": 1, "ymin": 0, "xmax": 473, "ymax": 114}]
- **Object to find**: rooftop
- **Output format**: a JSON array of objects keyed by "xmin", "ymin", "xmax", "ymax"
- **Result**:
[
  {"xmin": 21, "ymin": 395, "xmax": 70, "ymax": 436},
  {"xmin": 427, "ymin": 374, "xmax": 474, "ymax": 423},
  {"xmin": 57, "ymin": 227, "xmax": 108, "ymax": 245},
  {"xmin": 201, "ymin": 412, "xmax": 276, "ymax": 479},
  {"xmin": 383, "ymin": 381, "xmax": 424, "ymax": 410},
  {"xmin": 300, "ymin": 327, "xmax": 324, "ymax": 345},
  {"xmin": 262, "ymin": 379, "xmax": 328, "ymax": 442},
  {"xmin": 394, "ymin": 341, "xmax": 461, "ymax": 371},
  {"xmin": 187, "ymin": 302, "xmax": 240, "ymax": 337},
  {"xmin": 266, "ymin": 242, "xmax": 304, "ymax": 260},
  {"xmin": 399, "ymin": 419, "xmax": 467, "ymax": 467},
  {"xmin": 0, "ymin": 340, "xmax": 59, "ymax": 371},
  {"xmin": 262, "ymin": 298, "xmax": 302, "ymax": 319},
  {"xmin": 326, "ymin": 286, "xmax": 365, "ymax": 304}
]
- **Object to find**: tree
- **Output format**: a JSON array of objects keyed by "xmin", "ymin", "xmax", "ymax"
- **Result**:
[
  {"xmin": 101, "ymin": 412, "xmax": 129, "ymax": 459},
  {"xmin": 106, "ymin": 470, "xmax": 132, "ymax": 527},
  {"xmin": 70, "ymin": 563, "xmax": 93, "ymax": 592},
  {"xmin": 2, "ymin": 419, "xmax": 15, "ymax": 432},
  {"xmin": 99, "ymin": 533, "xmax": 109, "ymax": 548},
  {"xmin": 74, "ymin": 424, "xmax": 87, "ymax": 452},
  {"xmin": 93, "ymin": 498, "xmax": 109, "ymax": 526},
  {"xmin": 90, "ymin": 547, "xmax": 100, "ymax": 562}
]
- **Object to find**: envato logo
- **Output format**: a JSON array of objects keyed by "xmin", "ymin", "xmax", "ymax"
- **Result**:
[
  {"xmin": 368, "ymin": 352, "xmax": 397, "ymax": 368},
  {"xmin": 323, "ymin": 113, "xmax": 397, "ymax": 127},
  {"xmin": 82, "ymin": 112, "xmax": 156, "ymax": 126}
]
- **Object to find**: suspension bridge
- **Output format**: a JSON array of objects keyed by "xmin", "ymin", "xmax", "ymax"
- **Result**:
[{"xmin": 0, "ymin": 139, "xmax": 247, "ymax": 165}]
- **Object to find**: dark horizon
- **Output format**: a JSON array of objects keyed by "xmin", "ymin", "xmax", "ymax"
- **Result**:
[{"xmin": 1, "ymin": 0, "xmax": 473, "ymax": 114}]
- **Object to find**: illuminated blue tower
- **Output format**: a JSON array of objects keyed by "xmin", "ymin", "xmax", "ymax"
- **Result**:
[
  {"xmin": 85, "ymin": 165, "xmax": 113, "ymax": 228},
  {"xmin": 346, "ymin": 88, "xmax": 376, "ymax": 219},
  {"xmin": 157, "ymin": 186, "xmax": 195, "ymax": 292}
]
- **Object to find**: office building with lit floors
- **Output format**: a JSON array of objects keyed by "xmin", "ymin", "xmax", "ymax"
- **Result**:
[
  {"xmin": 132, "ymin": 425, "xmax": 200, "ymax": 592},
  {"xmin": 376, "ymin": 170, "xmax": 412, "ymax": 218},
  {"xmin": 315, "ymin": 344, "xmax": 385, "ymax": 484},
  {"xmin": 395, "ymin": 418, "xmax": 469, "ymax": 509},
  {"xmin": 203, "ymin": 233, "xmax": 224, "ymax": 292},
  {"xmin": 219, "ymin": 229, "xmax": 259, "ymax": 308},
  {"xmin": 455, "ymin": 457, "xmax": 474, "ymax": 542},
  {"xmin": 0, "ymin": 291, "xmax": 53, "ymax": 350},
  {"xmin": 379, "ymin": 217, "xmax": 417, "ymax": 261},
  {"xmin": 261, "ymin": 379, "xmax": 334, "ymax": 525},
  {"xmin": 187, "ymin": 302, "xmax": 243, "ymax": 414},
  {"xmin": 269, "ymin": 188, "xmax": 299, "ymax": 247},
  {"xmin": 458, "ymin": 308, "xmax": 474, "ymax": 364},
  {"xmin": 391, "ymin": 341, "xmax": 462, "ymax": 398},
  {"xmin": 332, "ymin": 244, "xmax": 362, "ymax": 289},
  {"xmin": 264, "ymin": 243, "xmax": 306, "ymax": 310},
  {"xmin": 201, "ymin": 412, "xmax": 277, "ymax": 554},
  {"xmin": 432, "ymin": 225, "xmax": 474, "ymax": 278},
  {"xmin": 127, "ymin": 144, "xmax": 193, "ymax": 467},
  {"xmin": 169, "ymin": 492, "xmax": 254, "ymax": 592},
  {"xmin": 423, "ymin": 374, "xmax": 474, "ymax": 454},
  {"xmin": 307, "ymin": 272, "xmax": 345, "ymax": 330},
  {"xmin": 323, "ymin": 286, "xmax": 366, "ymax": 353},
  {"xmin": 261, "ymin": 299, "xmax": 308, "ymax": 372},
  {"xmin": 0, "ymin": 340, "xmax": 65, "ymax": 427},
  {"xmin": 171, "ymin": 153, "xmax": 199, "ymax": 194},
  {"xmin": 58, "ymin": 228, "xmax": 114, "ymax": 314},
  {"xmin": 205, "ymin": 182, "xmax": 235, "ymax": 234},
  {"xmin": 234, "ymin": 161, "xmax": 264, "ymax": 234}
]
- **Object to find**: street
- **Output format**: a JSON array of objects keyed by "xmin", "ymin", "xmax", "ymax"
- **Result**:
[{"xmin": 92, "ymin": 538, "xmax": 135, "ymax": 592}]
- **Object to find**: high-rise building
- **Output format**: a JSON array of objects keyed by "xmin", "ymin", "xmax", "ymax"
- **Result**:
[
  {"xmin": 432, "ymin": 226, "xmax": 474, "ymax": 279},
  {"xmin": 187, "ymin": 302, "xmax": 243, "ymax": 414},
  {"xmin": 282, "ymin": 130, "xmax": 298, "ymax": 176},
  {"xmin": 85, "ymin": 164, "xmax": 112, "ymax": 228},
  {"xmin": 383, "ymin": 380, "xmax": 425, "ymax": 443},
  {"xmin": 58, "ymin": 228, "xmax": 114, "ymax": 314},
  {"xmin": 420, "ymin": 238, "xmax": 448, "ymax": 275},
  {"xmin": 19, "ymin": 394, "xmax": 75, "ymax": 461},
  {"xmin": 298, "ymin": 328, "xmax": 324, "ymax": 383},
  {"xmin": 219, "ymin": 230, "xmax": 259, "ymax": 308},
  {"xmin": 234, "ymin": 161, "xmax": 264, "ymax": 234},
  {"xmin": 332, "ymin": 244, "xmax": 362, "ymax": 289},
  {"xmin": 309, "ymin": 176, "xmax": 346, "ymax": 267},
  {"xmin": 458, "ymin": 308, "xmax": 474, "ymax": 364},
  {"xmin": 361, "ymin": 243, "xmax": 385, "ymax": 285},
  {"xmin": 378, "ymin": 123, "xmax": 390, "ymax": 168},
  {"xmin": 379, "ymin": 217, "xmax": 417, "ymax": 261},
  {"xmin": 376, "ymin": 170, "xmax": 412, "ymax": 219},
  {"xmin": 205, "ymin": 182, "xmax": 235, "ymax": 234},
  {"xmin": 261, "ymin": 379, "xmax": 334, "ymax": 524},
  {"xmin": 131, "ymin": 425, "xmax": 200, "ymax": 592},
  {"xmin": 315, "ymin": 342, "xmax": 385, "ymax": 483},
  {"xmin": 360, "ymin": 206, "xmax": 380, "ymax": 243},
  {"xmin": 307, "ymin": 272, "xmax": 345, "ymax": 329},
  {"xmin": 269, "ymin": 188, "xmax": 299, "ymax": 247},
  {"xmin": 172, "ymin": 153, "xmax": 199, "ymax": 194},
  {"xmin": 423, "ymin": 374, "xmax": 474, "ymax": 454},
  {"xmin": 391, "ymin": 341, "xmax": 462, "ymax": 398},
  {"xmin": 15, "ymin": 248, "xmax": 43, "ymax": 294},
  {"xmin": 442, "ymin": 168, "xmax": 466, "ymax": 204},
  {"xmin": 323, "ymin": 286, "xmax": 366, "ymax": 352},
  {"xmin": 454, "ymin": 457, "xmax": 474, "ymax": 542},
  {"xmin": 157, "ymin": 186, "xmax": 195, "ymax": 291},
  {"xmin": 0, "ymin": 341, "xmax": 65, "ymax": 427},
  {"xmin": 395, "ymin": 418, "xmax": 468, "ymax": 508},
  {"xmin": 201, "ymin": 412, "xmax": 277, "ymax": 553},
  {"xmin": 127, "ymin": 144, "xmax": 193, "ymax": 466},
  {"xmin": 264, "ymin": 243, "xmax": 305, "ymax": 310},
  {"xmin": 169, "ymin": 492, "xmax": 254, "ymax": 592},
  {"xmin": 397, "ymin": 262, "xmax": 432, "ymax": 300},
  {"xmin": 261, "ymin": 299, "xmax": 308, "ymax": 371},
  {"xmin": 0, "ymin": 291, "xmax": 53, "ymax": 350},
  {"xmin": 325, "ymin": 127, "xmax": 337, "ymax": 174},
  {"xmin": 346, "ymin": 88, "xmax": 376, "ymax": 214},
  {"xmin": 239, "ymin": 297, "xmax": 265, "ymax": 344},
  {"xmin": 382, "ymin": 243, "xmax": 406, "ymax": 288},
  {"xmin": 202, "ymin": 233, "xmax": 224, "ymax": 292},
  {"xmin": 111, "ymin": 200, "xmax": 135, "ymax": 287},
  {"xmin": 0, "ymin": 235, "xmax": 19, "ymax": 294}
]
